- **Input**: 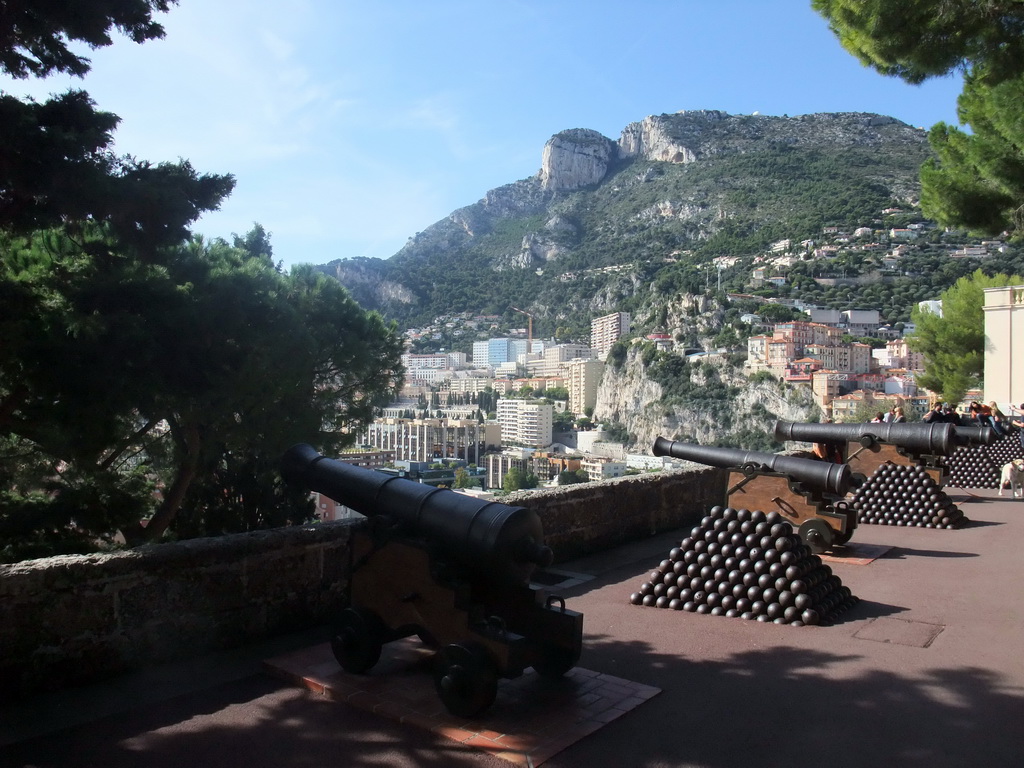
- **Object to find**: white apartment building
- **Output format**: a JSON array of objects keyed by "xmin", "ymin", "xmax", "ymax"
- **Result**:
[
  {"xmin": 842, "ymin": 309, "xmax": 881, "ymax": 336},
  {"xmin": 361, "ymin": 418, "xmax": 499, "ymax": 464},
  {"xmin": 496, "ymin": 398, "xmax": 553, "ymax": 448},
  {"xmin": 566, "ymin": 358, "xmax": 604, "ymax": 415},
  {"xmin": 580, "ymin": 456, "xmax": 627, "ymax": 481},
  {"xmin": 591, "ymin": 312, "xmax": 631, "ymax": 361},
  {"xmin": 444, "ymin": 376, "xmax": 495, "ymax": 395}
]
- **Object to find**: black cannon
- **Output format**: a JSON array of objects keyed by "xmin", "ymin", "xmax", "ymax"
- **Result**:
[
  {"xmin": 652, "ymin": 437, "xmax": 857, "ymax": 552},
  {"xmin": 773, "ymin": 420, "xmax": 961, "ymax": 482},
  {"xmin": 773, "ymin": 421, "xmax": 968, "ymax": 529},
  {"xmin": 281, "ymin": 443, "xmax": 583, "ymax": 717},
  {"xmin": 953, "ymin": 425, "xmax": 998, "ymax": 446}
]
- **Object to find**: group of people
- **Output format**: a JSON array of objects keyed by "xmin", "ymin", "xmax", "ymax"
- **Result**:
[
  {"xmin": 870, "ymin": 406, "xmax": 907, "ymax": 424},
  {"xmin": 919, "ymin": 400, "xmax": 1024, "ymax": 446}
]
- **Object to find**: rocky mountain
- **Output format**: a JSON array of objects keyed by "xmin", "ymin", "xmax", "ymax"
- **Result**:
[
  {"xmin": 316, "ymin": 110, "xmax": 931, "ymax": 336},
  {"xmin": 316, "ymin": 109, "xmax": 939, "ymax": 449}
]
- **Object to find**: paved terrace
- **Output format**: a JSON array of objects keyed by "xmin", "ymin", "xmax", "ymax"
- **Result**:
[{"xmin": 3, "ymin": 487, "xmax": 1023, "ymax": 768}]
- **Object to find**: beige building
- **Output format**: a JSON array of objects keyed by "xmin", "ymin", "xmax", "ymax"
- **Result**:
[
  {"xmin": 566, "ymin": 358, "xmax": 605, "ymax": 415},
  {"xmin": 805, "ymin": 342, "xmax": 873, "ymax": 374},
  {"xmin": 884, "ymin": 339, "xmax": 925, "ymax": 372},
  {"xmin": 591, "ymin": 312, "xmax": 631, "ymax": 361},
  {"xmin": 984, "ymin": 284, "xmax": 1024, "ymax": 407}
]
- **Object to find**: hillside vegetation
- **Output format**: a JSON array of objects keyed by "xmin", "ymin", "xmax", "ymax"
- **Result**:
[{"xmin": 316, "ymin": 110, "xmax": 934, "ymax": 338}]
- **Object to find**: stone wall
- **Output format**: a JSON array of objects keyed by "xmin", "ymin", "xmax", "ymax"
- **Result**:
[
  {"xmin": 0, "ymin": 466, "xmax": 724, "ymax": 701},
  {"xmin": 0, "ymin": 522, "xmax": 353, "ymax": 702},
  {"xmin": 516, "ymin": 465, "xmax": 725, "ymax": 561}
]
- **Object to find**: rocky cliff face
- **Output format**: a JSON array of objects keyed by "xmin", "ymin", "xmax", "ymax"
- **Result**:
[
  {"xmin": 594, "ymin": 346, "xmax": 820, "ymax": 450},
  {"xmin": 539, "ymin": 128, "xmax": 615, "ymax": 191}
]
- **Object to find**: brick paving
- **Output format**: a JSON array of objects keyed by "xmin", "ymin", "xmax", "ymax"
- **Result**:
[{"xmin": 265, "ymin": 640, "xmax": 660, "ymax": 766}]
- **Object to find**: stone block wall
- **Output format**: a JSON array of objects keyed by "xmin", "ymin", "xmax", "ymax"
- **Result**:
[
  {"xmin": 0, "ymin": 466, "xmax": 724, "ymax": 701},
  {"xmin": 518, "ymin": 465, "xmax": 725, "ymax": 562},
  {"xmin": 0, "ymin": 522, "xmax": 353, "ymax": 702}
]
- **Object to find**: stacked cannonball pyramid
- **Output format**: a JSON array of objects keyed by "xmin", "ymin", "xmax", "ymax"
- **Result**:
[
  {"xmin": 946, "ymin": 445, "xmax": 1000, "ymax": 488},
  {"xmin": 946, "ymin": 434, "xmax": 1024, "ymax": 489},
  {"xmin": 628, "ymin": 506, "xmax": 858, "ymax": 626},
  {"xmin": 851, "ymin": 462, "xmax": 965, "ymax": 528},
  {"xmin": 987, "ymin": 432, "xmax": 1024, "ymax": 465}
]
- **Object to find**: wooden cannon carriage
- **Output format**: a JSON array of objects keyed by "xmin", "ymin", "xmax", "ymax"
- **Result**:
[
  {"xmin": 281, "ymin": 444, "xmax": 583, "ymax": 717},
  {"xmin": 772, "ymin": 421, "xmax": 990, "ymax": 529},
  {"xmin": 652, "ymin": 437, "xmax": 857, "ymax": 553}
]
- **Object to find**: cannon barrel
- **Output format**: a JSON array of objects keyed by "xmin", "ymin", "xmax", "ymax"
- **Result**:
[
  {"xmin": 773, "ymin": 420, "xmax": 957, "ymax": 456},
  {"xmin": 281, "ymin": 443, "xmax": 553, "ymax": 585},
  {"xmin": 652, "ymin": 437, "xmax": 851, "ymax": 496},
  {"xmin": 953, "ymin": 425, "xmax": 997, "ymax": 446}
]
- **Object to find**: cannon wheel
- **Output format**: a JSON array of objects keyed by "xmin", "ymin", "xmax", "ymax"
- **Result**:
[
  {"xmin": 433, "ymin": 643, "xmax": 498, "ymax": 717},
  {"xmin": 832, "ymin": 527, "xmax": 854, "ymax": 546},
  {"xmin": 798, "ymin": 518, "xmax": 834, "ymax": 554},
  {"xmin": 532, "ymin": 645, "xmax": 579, "ymax": 679},
  {"xmin": 330, "ymin": 607, "xmax": 384, "ymax": 674}
]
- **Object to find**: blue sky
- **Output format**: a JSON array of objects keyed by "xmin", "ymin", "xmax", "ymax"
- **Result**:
[{"xmin": 1, "ymin": 1, "xmax": 965, "ymax": 270}]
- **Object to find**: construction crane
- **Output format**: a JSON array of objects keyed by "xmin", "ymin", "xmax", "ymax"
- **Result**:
[{"xmin": 511, "ymin": 306, "xmax": 534, "ymax": 352}]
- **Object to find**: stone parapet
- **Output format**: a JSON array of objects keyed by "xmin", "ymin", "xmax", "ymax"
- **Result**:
[{"xmin": 1, "ymin": 467, "xmax": 725, "ymax": 701}]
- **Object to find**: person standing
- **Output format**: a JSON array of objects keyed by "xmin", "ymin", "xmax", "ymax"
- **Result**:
[{"xmin": 1010, "ymin": 404, "xmax": 1024, "ymax": 449}]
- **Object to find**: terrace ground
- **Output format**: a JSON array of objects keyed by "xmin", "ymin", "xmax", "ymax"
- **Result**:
[{"xmin": 3, "ymin": 487, "xmax": 1022, "ymax": 768}]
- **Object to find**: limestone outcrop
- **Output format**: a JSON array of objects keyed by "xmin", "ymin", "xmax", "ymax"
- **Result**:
[{"xmin": 539, "ymin": 129, "xmax": 615, "ymax": 191}]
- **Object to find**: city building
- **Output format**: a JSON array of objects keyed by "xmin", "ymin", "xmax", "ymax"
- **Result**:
[
  {"xmin": 360, "ymin": 418, "xmax": 499, "ymax": 464},
  {"xmin": 984, "ymin": 284, "xmax": 1024, "ymax": 407},
  {"xmin": 591, "ymin": 312, "xmax": 631, "ymax": 361},
  {"xmin": 525, "ymin": 343, "xmax": 594, "ymax": 377},
  {"xmin": 580, "ymin": 456, "xmax": 627, "ymax": 481},
  {"xmin": 496, "ymin": 398, "xmax": 553, "ymax": 448},
  {"xmin": 485, "ymin": 448, "xmax": 532, "ymax": 489},
  {"xmin": 566, "ymin": 358, "xmax": 605, "ymax": 415}
]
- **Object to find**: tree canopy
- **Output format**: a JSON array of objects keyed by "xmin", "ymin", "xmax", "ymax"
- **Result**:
[
  {"xmin": 907, "ymin": 269, "xmax": 1022, "ymax": 404},
  {"xmin": 814, "ymin": 0, "xmax": 1024, "ymax": 235},
  {"xmin": 0, "ymin": 2, "xmax": 405, "ymax": 561}
]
